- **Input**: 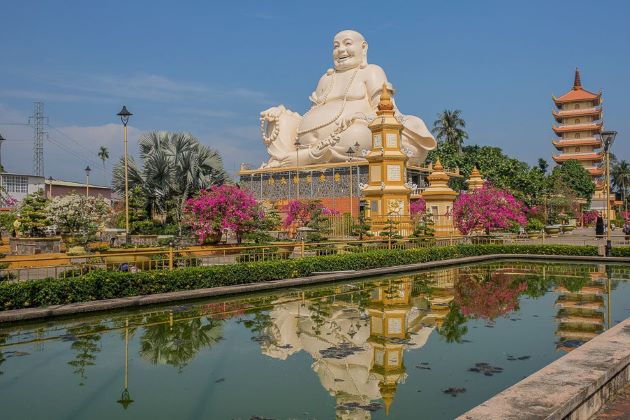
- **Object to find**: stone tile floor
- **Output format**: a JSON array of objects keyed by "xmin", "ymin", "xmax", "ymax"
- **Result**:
[{"xmin": 595, "ymin": 383, "xmax": 630, "ymax": 419}]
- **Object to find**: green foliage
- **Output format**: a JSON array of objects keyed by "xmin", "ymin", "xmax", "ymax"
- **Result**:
[
  {"xmin": 16, "ymin": 191, "xmax": 50, "ymax": 237},
  {"xmin": 611, "ymin": 246, "xmax": 630, "ymax": 257},
  {"xmin": 432, "ymin": 109, "xmax": 468, "ymax": 154},
  {"xmin": 350, "ymin": 213, "xmax": 372, "ymax": 240},
  {"xmin": 526, "ymin": 218, "xmax": 544, "ymax": 232},
  {"xmin": 0, "ymin": 244, "xmax": 598, "ymax": 311},
  {"xmin": 378, "ymin": 218, "xmax": 402, "ymax": 240},
  {"xmin": 427, "ymin": 143, "xmax": 546, "ymax": 206},
  {"xmin": 411, "ymin": 212, "xmax": 435, "ymax": 239},
  {"xmin": 548, "ymin": 160, "xmax": 595, "ymax": 205}
]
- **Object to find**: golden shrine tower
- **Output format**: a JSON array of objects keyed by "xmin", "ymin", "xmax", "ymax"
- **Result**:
[
  {"xmin": 552, "ymin": 68, "xmax": 604, "ymax": 179},
  {"xmin": 363, "ymin": 83, "xmax": 411, "ymax": 220}
]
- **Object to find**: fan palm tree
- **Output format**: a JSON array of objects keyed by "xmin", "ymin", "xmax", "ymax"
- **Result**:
[
  {"xmin": 612, "ymin": 160, "xmax": 630, "ymax": 212},
  {"xmin": 432, "ymin": 109, "xmax": 469, "ymax": 154},
  {"xmin": 139, "ymin": 315, "xmax": 223, "ymax": 371},
  {"xmin": 112, "ymin": 131, "xmax": 229, "ymax": 233},
  {"xmin": 98, "ymin": 146, "xmax": 109, "ymax": 185}
]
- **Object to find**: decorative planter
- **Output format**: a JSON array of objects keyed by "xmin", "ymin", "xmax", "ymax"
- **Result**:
[
  {"xmin": 527, "ymin": 231, "xmax": 540, "ymax": 239},
  {"xmin": 9, "ymin": 237, "xmax": 63, "ymax": 255},
  {"xmin": 544, "ymin": 225, "xmax": 561, "ymax": 236},
  {"xmin": 561, "ymin": 225, "xmax": 575, "ymax": 233}
]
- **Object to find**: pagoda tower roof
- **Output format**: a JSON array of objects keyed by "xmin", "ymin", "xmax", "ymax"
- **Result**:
[
  {"xmin": 552, "ymin": 152, "xmax": 603, "ymax": 163},
  {"xmin": 552, "ymin": 138, "xmax": 602, "ymax": 150},
  {"xmin": 552, "ymin": 121, "xmax": 602, "ymax": 134},
  {"xmin": 552, "ymin": 107, "xmax": 602, "ymax": 122},
  {"xmin": 553, "ymin": 68, "xmax": 602, "ymax": 105}
]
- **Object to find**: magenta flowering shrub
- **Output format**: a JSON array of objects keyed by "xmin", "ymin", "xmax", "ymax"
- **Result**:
[
  {"xmin": 410, "ymin": 199, "xmax": 427, "ymax": 216},
  {"xmin": 455, "ymin": 272, "xmax": 528, "ymax": 321},
  {"xmin": 453, "ymin": 183, "xmax": 527, "ymax": 235},
  {"xmin": 582, "ymin": 210, "xmax": 599, "ymax": 226},
  {"xmin": 283, "ymin": 200, "xmax": 337, "ymax": 228},
  {"xmin": 184, "ymin": 185, "xmax": 261, "ymax": 243}
]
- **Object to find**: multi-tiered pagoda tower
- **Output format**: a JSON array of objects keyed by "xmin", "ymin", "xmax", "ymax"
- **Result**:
[{"xmin": 552, "ymin": 68, "xmax": 604, "ymax": 178}]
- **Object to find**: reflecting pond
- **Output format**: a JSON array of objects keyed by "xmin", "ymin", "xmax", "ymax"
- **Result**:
[{"xmin": 1, "ymin": 260, "xmax": 630, "ymax": 419}]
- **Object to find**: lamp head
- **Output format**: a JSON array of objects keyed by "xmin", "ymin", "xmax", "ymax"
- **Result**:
[
  {"xmin": 0, "ymin": 133, "xmax": 5, "ymax": 142},
  {"xmin": 85, "ymin": 165, "xmax": 91, "ymax": 175},
  {"xmin": 117, "ymin": 106, "xmax": 133, "ymax": 126},
  {"xmin": 346, "ymin": 147, "xmax": 355, "ymax": 154},
  {"xmin": 601, "ymin": 130, "xmax": 617, "ymax": 151}
]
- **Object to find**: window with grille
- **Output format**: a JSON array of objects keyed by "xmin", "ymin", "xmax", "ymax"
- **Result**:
[{"xmin": 2, "ymin": 176, "xmax": 28, "ymax": 193}]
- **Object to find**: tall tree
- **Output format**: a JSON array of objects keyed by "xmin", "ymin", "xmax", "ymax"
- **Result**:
[
  {"xmin": 97, "ymin": 146, "xmax": 109, "ymax": 185},
  {"xmin": 612, "ymin": 160, "xmax": 630, "ymax": 211},
  {"xmin": 537, "ymin": 158, "xmax": 549, "ymax": 174},
  {"xmin": 548, "ymin": 160, "xmax": 595, "ymax": 204},
  {"xmin": 432, "ymin": 109, "xmax": 468, "ymax": 154}
]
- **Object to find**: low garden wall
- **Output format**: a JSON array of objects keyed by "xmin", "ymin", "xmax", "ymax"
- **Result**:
[{"xmin": 9, "ymin": 237, "xmax": 62, "ymax": 255}]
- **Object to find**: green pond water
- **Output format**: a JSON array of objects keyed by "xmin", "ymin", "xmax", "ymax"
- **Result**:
[{"xmin": 1, "ymin": 260, "xmax": 630, "ymax": 420}]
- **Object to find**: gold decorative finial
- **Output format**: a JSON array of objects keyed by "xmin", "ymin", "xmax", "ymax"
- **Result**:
[
  {"xmin": 433, "ymin": 159, "xmax": 444, "ymax": 171},
  {"xmin": 378, "ymin": 82, "xmax": 394, "ymax": 112},
  {"xmin": 470, "ymin": 165, "xmax": 480, "ymax": 177}
]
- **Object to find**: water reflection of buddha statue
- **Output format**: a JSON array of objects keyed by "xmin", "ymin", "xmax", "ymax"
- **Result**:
[
  {"xmin": 259, "ymin": 30, "xmax": 436, "ymax": 168},
  {"xmin": 254, "ymin": 280, "xmax": 434, "ymax": 419}
]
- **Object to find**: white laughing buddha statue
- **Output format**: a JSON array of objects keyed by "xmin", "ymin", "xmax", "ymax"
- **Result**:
[{"xmin": 259, "ymin": 30, "xmax": 437, "ymax": 168}]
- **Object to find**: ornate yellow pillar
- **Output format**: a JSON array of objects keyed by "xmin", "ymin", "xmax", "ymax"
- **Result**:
[
  {"xmin": 420, "ymin": 160, "xmax": 457, "ymax": 236},
  {"xmin": 362, "ymin": 83, "xmax": 411, "ymax": 231}
]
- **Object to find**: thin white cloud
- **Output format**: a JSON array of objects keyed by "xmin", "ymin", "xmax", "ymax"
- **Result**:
[{"xmin": 173, "ymin": 107, "xmax": 238, "ymax": 118}]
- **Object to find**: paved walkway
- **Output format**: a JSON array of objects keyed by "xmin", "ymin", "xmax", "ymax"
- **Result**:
[{"xmin": 594, "ymin": 383, "xmax": 630, "ymax": 419}]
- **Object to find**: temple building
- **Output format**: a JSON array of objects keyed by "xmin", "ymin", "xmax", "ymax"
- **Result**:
[{"xmin": 551, "ymin": 68, "xmax": 604, "ymax": 178}]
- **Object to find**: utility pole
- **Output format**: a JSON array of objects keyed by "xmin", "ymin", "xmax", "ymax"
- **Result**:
[{"xmin": 28, "ymin": 102, "xmax": 46, "ymax": 177}]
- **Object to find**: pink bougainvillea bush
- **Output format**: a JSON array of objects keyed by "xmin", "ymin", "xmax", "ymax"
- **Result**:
[
  {"xmin": 582, "ymin": 210, "xmax": 599, "ymax": 226},
  {"xmin": 410, "ymin": 198, "xmax": 427, "ymax": 216},
  {"xmin": 283, "ymin": 200, "xmax": 338, "ymax": 228},
  {"xmin": 455, "ymin": 272, "xmax": 528, "ymax": 321},
  {"xmin": 184, "ymin": 185, "xmax": 261, "ymax": 243},
  {"xmin": 453, "ymin": 183, "xmax": 527, "ymax": 235}
]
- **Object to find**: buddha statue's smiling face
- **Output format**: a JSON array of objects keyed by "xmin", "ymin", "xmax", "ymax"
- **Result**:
[{"xmin": 332, "ymin": 30, "xmax": 366, "ymax": 71}]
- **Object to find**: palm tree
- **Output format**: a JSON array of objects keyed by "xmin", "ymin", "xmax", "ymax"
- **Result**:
[
  {"xmin": 612, "ymin": 160, "xmax": 630, "ymax": 212},
  {"xmin": 98, "ymin": 146, "xmax": 109, "ymax": 185},
  {"xmin": 432, "ymin": 109, "xmax": 469, "ymax": 154},
  {"xmin": 112, "ymin": 131, "xmax": 230, "ymax": 233}
]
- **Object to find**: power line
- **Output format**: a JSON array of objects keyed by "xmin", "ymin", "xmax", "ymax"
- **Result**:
[{"xmin": 48, "ymin": 124, "xmax": 101, "ymax": 159}]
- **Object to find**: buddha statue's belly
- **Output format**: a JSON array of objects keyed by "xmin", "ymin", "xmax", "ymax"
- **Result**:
[{"xmin": 298, "ymin": 99, "xmax": 373, "ymax": 144}]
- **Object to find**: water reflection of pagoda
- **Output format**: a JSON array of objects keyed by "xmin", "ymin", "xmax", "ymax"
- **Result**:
[
  {"xmin": 555, "ymin": 265, "xmax": 606, "ymax": 352},
  {"xmin": 252, "ymin": 271, "xmax": 457, "ymax": 419}
]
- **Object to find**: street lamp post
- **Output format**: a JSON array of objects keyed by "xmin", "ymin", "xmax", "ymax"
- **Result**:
[
  {"xmin": 347, "ymin": 147, "xmax": 355, "ymax": 216},
  {"xmin": 295, "ymin": 138, "xmax": 300, "ymax": 199},
  {"xmin": 0, "ymin": 132, "xmax": 5, "ymax": 172},
  {"xmin": 601, "ymin": 130, "xmax": 617, "ymax": 257},
  {"xmin": 117, "ymin": 106, "xmax": 133, "ymax": 244},
  {"xmin": 84, "ymin": 165, "xmax": 91, "ymax": 197}
]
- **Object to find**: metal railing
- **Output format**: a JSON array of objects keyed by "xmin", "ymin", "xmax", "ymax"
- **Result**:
[
  {"xmin": 2, "ymin": 230, "xmax": 629, "ymax": 282},
  {"xmin": 0, "ymin": 235, "xmax": 488, "ymax": 282}
]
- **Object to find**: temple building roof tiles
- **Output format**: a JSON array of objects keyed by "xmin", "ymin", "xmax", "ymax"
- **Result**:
[{"xmin": 552, "ymin": 138, "xmax": 602, "ymax": 149}]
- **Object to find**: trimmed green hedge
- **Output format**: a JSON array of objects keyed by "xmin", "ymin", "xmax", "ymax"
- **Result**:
[
  {"xmin": 612, "ymin": 246, "xmax": 630, "ymax": 257},
  {"xmin": 0, "ymin": 244, "xmax": 598, "ymax": 311}
]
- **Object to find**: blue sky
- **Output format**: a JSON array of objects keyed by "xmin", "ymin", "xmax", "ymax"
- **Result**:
[{"xmin": 1, "ymin": 0, "xmax": 628, "ymax": 184}]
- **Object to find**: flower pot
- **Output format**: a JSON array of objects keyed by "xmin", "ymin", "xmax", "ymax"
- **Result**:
[
  {"xmin": 544, "ymin": 225, "xmax": 561, "ymax": 236},
  {"xmin": 561, "ymin": 225, "xmax": 575, "ymax": 233},
  {"xmin": 527, "ymin": 231, "xmax": 540, "ymax": 239}
]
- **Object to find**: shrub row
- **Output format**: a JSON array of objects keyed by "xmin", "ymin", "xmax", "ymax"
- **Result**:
[
  {"xmin": 611, "ymin": 246, "xmax": 630, "ymax": 257},
  {"xmin": 0, "ymin": 244, "xmax": 599, "ymax": 311}
]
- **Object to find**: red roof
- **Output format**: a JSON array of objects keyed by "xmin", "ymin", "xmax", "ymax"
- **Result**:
[
  {"xmin": 552, "ymin": 153, "xmax": 602, "ymax": 163},
  {"xmin": 552, "ymin": 107, "xmax": 602, "ymax": 121},
  {"xmin": 552, "ymin": 138, "xmax": 602, "ymax": 149},
  {"xmin": 552, "ymin": 122, "xmax": 602, "ymax": 134},
  {"xmin": 553, "ymin": 68, "xmax": 602, "ymax": 104}
]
